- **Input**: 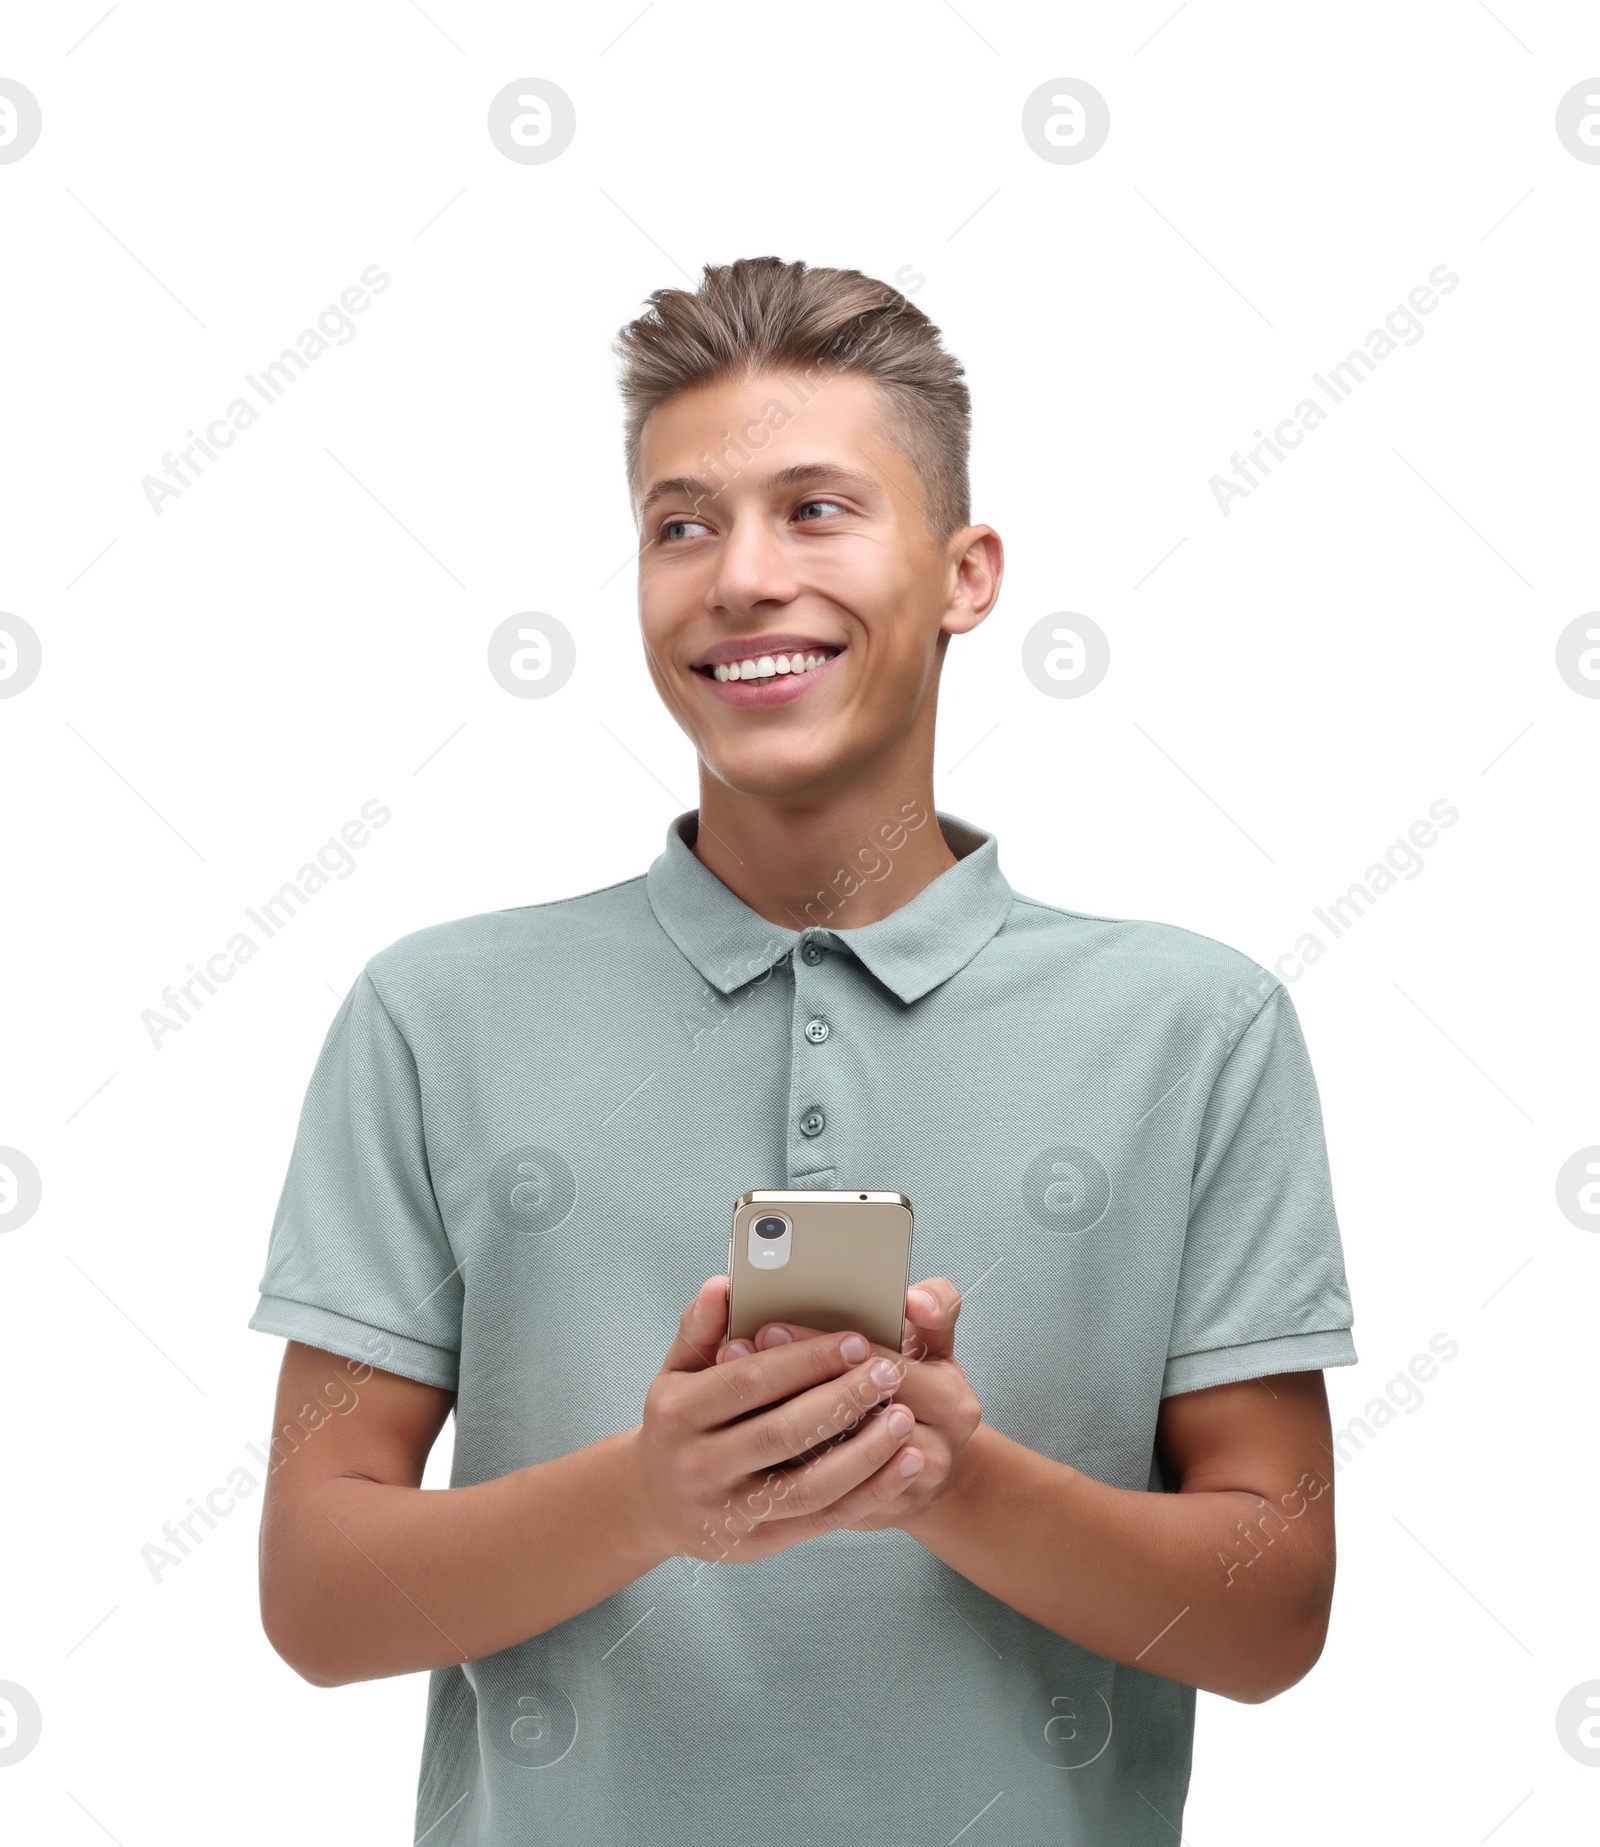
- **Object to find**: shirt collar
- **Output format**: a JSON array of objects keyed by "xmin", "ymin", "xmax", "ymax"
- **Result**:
[{"xmin": 645, "ymin": 805, "xmax": 1014, "ymax": 1006}]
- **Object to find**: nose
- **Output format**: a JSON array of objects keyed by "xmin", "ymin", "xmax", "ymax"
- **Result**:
[{"xmin": 708, "ymin": 509, "xmax": 800, "ymax": 617}]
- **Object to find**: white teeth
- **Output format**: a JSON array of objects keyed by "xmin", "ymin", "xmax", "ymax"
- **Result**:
[{"xmin": 712, "ymin": 650, "xmax": 837, "ymax": 683}]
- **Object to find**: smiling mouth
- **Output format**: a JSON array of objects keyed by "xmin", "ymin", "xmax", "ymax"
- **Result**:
[{"xmin": 695, "ymin": 646, "xmax": 845, "ymax": 685}]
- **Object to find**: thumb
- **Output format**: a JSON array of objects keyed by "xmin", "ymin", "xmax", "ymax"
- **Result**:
[{"xmin": 662, "ymin": 1275, "xmax": 728, "ymax": 1374}]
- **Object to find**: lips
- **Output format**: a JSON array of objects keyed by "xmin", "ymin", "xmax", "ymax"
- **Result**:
[
  {"xmin": 694, "ymin": 646, "xmax": 847, "ymax": 708},
  {"xmin": 695, "ymin": 651, "xmax": 844, "ymax": 688},
  {"xmin": 692, "ymin": 636, "xmax": 846, "ymax": 672}
]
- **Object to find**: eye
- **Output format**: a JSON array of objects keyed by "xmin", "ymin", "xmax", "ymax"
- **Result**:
[
  {"xmin": 795, "ymin": 498, "xmax": 848, "ymax": 523},
  {"xmin": 658, "ymin": 517, "xmax": 712, "ymax": 544}
]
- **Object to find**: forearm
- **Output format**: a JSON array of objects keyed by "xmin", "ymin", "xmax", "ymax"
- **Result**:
[
  {"xmin": 262, "ymin": 1426, "xmax": 669, "ymax": 1686},
  {"xmin": 901, "ymin": 1423, "xmax": 1329, "ymax": 1703}
]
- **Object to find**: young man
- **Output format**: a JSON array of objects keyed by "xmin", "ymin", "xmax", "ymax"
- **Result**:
[{"xmin": 249, "ymin": 257, "xmax": 1357, "ymax": 1845}]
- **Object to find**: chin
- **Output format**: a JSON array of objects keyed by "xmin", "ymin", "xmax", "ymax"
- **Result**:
[{"xmin": 707, "ymin": 749, "xmax": 837, "ymax": 800}]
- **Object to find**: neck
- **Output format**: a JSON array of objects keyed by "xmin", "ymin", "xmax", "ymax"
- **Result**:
[{"xmin": 689, "ymin": 780, "xmax": 960, "ymax": 933}]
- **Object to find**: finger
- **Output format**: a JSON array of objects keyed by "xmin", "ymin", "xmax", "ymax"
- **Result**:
[
  {"xmin": 716, "ymin": 1320, "xmax": 826, "ymax": 1362},
  {"xmin": 828, "ymin": 1440, "xmax": 928, "ymax": 1531},
  {"xmin": 749, "ymin": 1398, "xmax": 924, "ymax": 1527},
  {"xmin": 733, "ymin": 1323, "xmax": 905, "ymax": 1399},
  {"xmin": 752, "ymin": 1319, "xmax": 913, "ymax": 1362},
  {"xmin": 750, "ymin": 1319, "xmax": 826, "ymax": 1352},
  {"xmin": 662, "ymin": 1276, "xmax": 731, "ymax": 1374},
  {"xmin": 902, "ymin": 1277, "xmax": 961, "ymax": 1363},
  {"xmin": 716, "ymin": 1344, "xmax": 906, "ymax": 1480},
  {"xmin": 700, "ymin": 1328, "xmax": 883, "ymax": 1428}
]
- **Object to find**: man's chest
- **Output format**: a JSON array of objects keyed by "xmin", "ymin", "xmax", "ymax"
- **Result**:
[{"xmin": 411, "ymin": 963, "xmax": 1201, "ymax": 1488}]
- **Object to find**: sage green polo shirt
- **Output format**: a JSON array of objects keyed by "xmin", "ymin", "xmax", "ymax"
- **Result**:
[{"xmin": 248, "ymin": 804, "xmax": 1357, "ymax": 1846}]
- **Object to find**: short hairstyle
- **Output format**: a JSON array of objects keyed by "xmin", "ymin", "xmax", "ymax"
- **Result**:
[{"xmin": 613, "ymin": 256, "xmax": 972, "ymax": 542}]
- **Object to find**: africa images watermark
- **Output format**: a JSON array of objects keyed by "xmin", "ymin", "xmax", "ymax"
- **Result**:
[
  {"xmin": 1270, "ymin": 795, "xmax": 1459, "ymax": 984},
  {"xmin": 792, "ymin": 794, "xmax": 934, "ymax": 933},
  {"xmin": 1215, "ymin": 1331, "xmax": 1461, "ymax": 1586},
  {"xmin": 679, "ymin": 796, "xmax": 933, "ymax": 1055},
  {"xmin": 687, "ymin": 1361, "xmax": 912, "ymax": 1579},
  {"xmin": 1215, "ymin": 796, "xmax": 1460, "ymax": 1045},
  {"xmin": 141, "ymin": 1342, "xmax": 393, "ymax": 1583},
  {"xmin": 141, "ymin": 797, "xmax": 390, "ymax": 1049},
  {"xmin": 140, "ymin": 263, "xmax": 391, "ymax": 516},
  {"xmin": 1209, "ymin": 263, "xmax": 1460, "ymax": 515}
]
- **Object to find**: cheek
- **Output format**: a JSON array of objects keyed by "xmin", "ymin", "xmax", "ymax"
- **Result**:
[
  {"xmin": 635, "ymin": 613, "xmax": 672, "ymax": 667},
  {"xmin": 639, "ymin": 639, "xmax": 698, "ymax": 709},
  {"xmin": 636, "ymin": 577, "xmax": 695, "ymax": 649}
]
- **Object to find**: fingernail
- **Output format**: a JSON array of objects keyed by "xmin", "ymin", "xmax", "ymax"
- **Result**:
[
  {"xmin": 840, "ymin": 1333, "xmax": 869, "ymax": 1363},
  {"xmin": 897, "ymin": 1449, "xmax": 923, "ymax": 1478},
  {"xmin": 724, "ymin": 1341, "xmax": 753, "ymax": 1360},
  {"xmin": 887, "ymin": 1406, "xmax": 914, "ymax": 1437},
  {"xmin": 909, "ymin": 1288, "xmax": 935, "ymax": 1315},
  {"xmin": 758, "ymin": 1326, "xmax": 792, "ymax": 1349},
  {"xmin": 870, "ymin": 1358, "xmax": 900, "ymax": 1388}
]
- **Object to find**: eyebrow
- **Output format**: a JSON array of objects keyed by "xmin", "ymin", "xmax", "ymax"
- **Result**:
[{"xmin": 636, "ymin": 460, "xmax": 883, "ymax": 522}]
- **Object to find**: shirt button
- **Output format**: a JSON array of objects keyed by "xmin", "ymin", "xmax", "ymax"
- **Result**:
[
  {"xmin": 800, "ymin": 1108, "xmax": 826, "ymax": 1137},
  {"xmin": 801, "ymin": 942, "xmax": 825, "ymax": 965},
  {"xmin": 804, "ymin": 1017, "xmax": 830, "ymax": 1044}
]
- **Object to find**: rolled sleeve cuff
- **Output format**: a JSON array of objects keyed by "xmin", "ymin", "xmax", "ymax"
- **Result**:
[
  {"xmin": 1162, "ymin": 1327, "xmax": 1357, "ymax": 1399},
  {"xmin": 248, "ymin": 1293, "xmax": 460, "ymax": 1393}
]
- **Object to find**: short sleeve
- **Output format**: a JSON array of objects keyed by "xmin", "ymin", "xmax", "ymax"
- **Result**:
[
  {"xmin": 1162, "ymin": 982, "xmax": 1357, "ymax": 1398},
  {"xmin": 247, "ymin": 965, "xmax": 463, "ymax": 1391}
]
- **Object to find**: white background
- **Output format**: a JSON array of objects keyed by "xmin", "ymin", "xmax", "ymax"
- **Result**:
[{"xmin": 2, "ymin": 2, "xmax": 1596, "ymax": 1840}]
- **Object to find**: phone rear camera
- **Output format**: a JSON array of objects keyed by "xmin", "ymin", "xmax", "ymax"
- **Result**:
[{"xmin": 755, "ymin": 1216, "xmax": 787, "ymax": 1239}]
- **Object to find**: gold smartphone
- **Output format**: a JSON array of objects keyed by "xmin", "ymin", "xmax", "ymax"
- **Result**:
[{"xmin": 725, "ymin": 1189, "xmax": 914, "ymax": 1353}]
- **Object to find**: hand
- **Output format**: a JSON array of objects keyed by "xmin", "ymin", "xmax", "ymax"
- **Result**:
[
  {"xmin": 715, "ymin": 1278, "xmax": 981, "ymax": 1535},
  {"xmin": 631, "ymin": 1276, "xmax": 930, "ymax": 1570}
]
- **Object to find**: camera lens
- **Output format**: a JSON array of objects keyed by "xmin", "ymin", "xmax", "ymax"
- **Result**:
[{"xmin": 755, "ymin": 1216, "xmax": 786, "ymax": 1239}]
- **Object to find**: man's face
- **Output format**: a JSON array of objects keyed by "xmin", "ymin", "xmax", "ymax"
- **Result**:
[{"xmin": 634, "ymin": 368, "xmax": 996, "ymax": 804}]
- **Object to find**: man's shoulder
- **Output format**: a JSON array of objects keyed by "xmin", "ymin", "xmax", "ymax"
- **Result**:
[
  {"xmin": 357, "ymin": 869, "xmax": 652, "ymax": 1010},
  {"xmin": 1005, "ymin": 888, "xmax": 1283, "ymax": 1033}
]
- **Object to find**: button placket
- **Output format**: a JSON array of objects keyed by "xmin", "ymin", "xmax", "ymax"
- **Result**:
[{"xmin": 790, "ymin": 935, "xmax": 833, "ymax": 1158}]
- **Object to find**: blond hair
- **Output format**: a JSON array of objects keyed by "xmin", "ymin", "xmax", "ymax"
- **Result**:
[{"xmin": 613, "ymin": 256, "xmax": 972, "ymax": 541}]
